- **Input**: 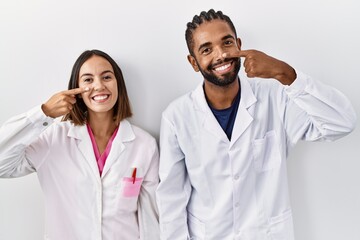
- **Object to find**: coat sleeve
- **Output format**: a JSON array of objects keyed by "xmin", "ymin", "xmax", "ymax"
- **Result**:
[
  {"xmin": 156, "ymin": 114, "xmax": 192, "ymax": 240},
  {"xmin": 0, "ymin": 106, "xmax": 54, "ymax": 177},
  {"xmin": 281, "ymin": 70, "xmax": 357, "ymax": 146},
  {"xmin": 138, "ymin": 137, "xmax": 160, "ymax": 240}
]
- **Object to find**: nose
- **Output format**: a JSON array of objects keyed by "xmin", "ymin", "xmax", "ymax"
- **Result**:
[
  {"xmin": 93, "ymin": 78, "xmax": 105, "ymax": 91},
  {"xmin": 214, "ymin": 46, "xmax": 227, "ymax": 62}
]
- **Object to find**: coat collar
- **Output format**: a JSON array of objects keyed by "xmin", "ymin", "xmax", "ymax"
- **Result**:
[
  {"xmin": 192, "ymin": 76, "xmax": 257, "ymax": 146},
  {"xmin": 67, "ymin": 119, "xmax": 135, "ymax": 142},
  {"xmin": 67, "ymin": 119, "xmax": 135, "ymax": 181}
]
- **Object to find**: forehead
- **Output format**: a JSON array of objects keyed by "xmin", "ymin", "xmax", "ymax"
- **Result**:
[
  {"xmin": 192, "ymin": 19, "xmax": 236, "ymax": 47},
  {"xmin": 79, "ymin": 55, "xmax": 113, "ymax": 74}
]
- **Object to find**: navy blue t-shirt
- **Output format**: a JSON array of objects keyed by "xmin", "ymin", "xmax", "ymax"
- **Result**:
[{"xmin": 207, "ymin": 87, "xmax": 241, "ymax": 140}]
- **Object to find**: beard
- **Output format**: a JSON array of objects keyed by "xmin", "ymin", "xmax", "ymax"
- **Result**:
[{"xmin": 197, "ymin": 57, "xmax": 241, "ymax": 87}]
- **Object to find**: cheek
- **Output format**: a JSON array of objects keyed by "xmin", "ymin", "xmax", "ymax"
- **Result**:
[
  {"xmin": 228, "ymin": 47, "xmax": 240, "ymax": 56},
  {"xmin": 78, "ymin": 80, "xmax": 92, "ymax": 88},
  {"xmin": 80, "ymin": 92, "xmax": 90, "ymax": 101},
  {"xmin": 78, "ymin": 80, "xmax": 85, "ymax": 87},
  {"xmin": 198, "ymin": 57, "xmax": 212, "ymax": 70},
  {"xmin": 113, "ymin": 89, "xmax": 119, "ymax": 101},
  {"xmin": 110, "ymin": 82, "xmax": 118, "ymax": 98}
]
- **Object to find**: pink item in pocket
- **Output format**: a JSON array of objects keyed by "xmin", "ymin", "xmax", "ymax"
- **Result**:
[{"xmin": 122, "ymin": 177, "xmax": 143, "ymax": 197}]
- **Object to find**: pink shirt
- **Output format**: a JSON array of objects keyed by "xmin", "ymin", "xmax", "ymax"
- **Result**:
[{"xmin": 86, "ymin": 124, "xmax": 119, "ymax": 176}]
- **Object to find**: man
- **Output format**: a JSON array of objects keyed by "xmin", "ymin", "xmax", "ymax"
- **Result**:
[{"xmin": 156, "ymin": 9, "xmax": 356, "ymax": 240}]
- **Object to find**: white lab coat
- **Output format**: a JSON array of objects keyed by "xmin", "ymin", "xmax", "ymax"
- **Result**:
[
  {"xmin": 156, "ymin": 71, "xmax": 356, "ymax": 240},
  {"xmin": 0, "ymin": 106, "xmax": 160, "ymax": 240}
]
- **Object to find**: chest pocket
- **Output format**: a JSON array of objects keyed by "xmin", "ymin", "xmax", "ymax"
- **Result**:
[
  {"xmin": 252, "ymin": 130, "xmax": 281, "ymax": 172},
  {"xmin": 117, "ymin": 177, "xmax": 143, "ymax": 213}
]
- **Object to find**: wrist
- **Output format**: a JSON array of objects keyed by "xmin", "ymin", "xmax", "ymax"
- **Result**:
[
  {"xmin": 41, "ymin": 104, "xmax": 50, "ymax": 117},
  {"xmin": 275, "ymin": 62, "xmax": 296, "ymax": 85}
]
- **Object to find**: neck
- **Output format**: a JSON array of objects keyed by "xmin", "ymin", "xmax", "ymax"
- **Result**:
[
  {"xmin": 87, "ymin": 111, "xmax": 117, "ymax": 137},
  {"xmin": 204, "ymin": 78, "xmax": 240, "ymax": 110}
]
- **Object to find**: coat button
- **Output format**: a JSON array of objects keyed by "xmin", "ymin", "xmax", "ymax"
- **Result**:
[{"xmin": 43, "ymin": 122, "xmax": 48, "ymax": 126}]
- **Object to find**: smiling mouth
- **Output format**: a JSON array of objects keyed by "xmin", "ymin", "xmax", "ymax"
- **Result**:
[
  {"xmin": 212, "ymin": 61, "xmax": 233, "ymax": 74},
  {"xmin": 92, "ymin": 94, "xmax": 110, "ymax": 102},
  {"xmin": 214, "ymin": 63, "xmax": 231, "ymax": 71}
]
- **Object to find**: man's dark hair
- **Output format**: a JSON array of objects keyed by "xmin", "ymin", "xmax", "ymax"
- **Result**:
[{"xmin": 185, "ymin": 9, "xmax": 237, "ymax": 56}]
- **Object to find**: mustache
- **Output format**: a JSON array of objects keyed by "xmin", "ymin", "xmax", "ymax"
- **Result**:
[{"xmin": 207, "ymin": 57, "xmax": 240, "ymax": 71}]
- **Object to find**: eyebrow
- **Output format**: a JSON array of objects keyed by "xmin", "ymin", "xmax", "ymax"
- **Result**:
[
  {"xmin": 197, "ymin": 34, "xmax": 236, "ymax": 53},
  {"xmin": 80, "ymin": 70, "xmax": 114, "ymax": 78},
  {"xmin": 222, "ymin": 34, "xmax": 235, "ymax": 41}
]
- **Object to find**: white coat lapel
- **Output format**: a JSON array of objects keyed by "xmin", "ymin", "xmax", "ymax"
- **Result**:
[
  {"xmin": 230, "ymin": 77, "xmax": 257, "ymax": 147},
  {"xmin": 68, "ymin": 125, "xmax": 101, "ymax": 183},
  {"xmin": 202, "ymin": 112, "xmax": 228, "ymax": 142},
  {"xmin": 101, "ymin": 120, "xmax": 135, "ymax": 178},
  {"xmin": 193, "ymin": 83, "xmax": 229, "ymax": 143}
]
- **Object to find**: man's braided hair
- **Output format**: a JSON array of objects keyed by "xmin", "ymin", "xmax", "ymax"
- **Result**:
[{"xmin": 185, "ymin": 9, "xmax": 237, "ymax": 56}]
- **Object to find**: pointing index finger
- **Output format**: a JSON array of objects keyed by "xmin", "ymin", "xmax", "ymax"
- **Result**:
[
  {"xmin": 63, "ymin": 87, "xmax": 90, "ymax": 96},
  {"xmin": 223, "ymin": 49, "xmax": 250, "ymax": 59}
]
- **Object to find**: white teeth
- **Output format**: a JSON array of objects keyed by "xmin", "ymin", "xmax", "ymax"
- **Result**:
[
  {"xmin": 93, "ymin": 95, "xmax": 108, "ymax": 101},
  {"xmin": 215, "ymin": 63, "xmax": 231, "ymax": 72}
]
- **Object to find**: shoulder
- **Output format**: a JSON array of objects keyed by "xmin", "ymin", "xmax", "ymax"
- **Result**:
[
  {"xmin": 162, "ymin": 86, "xmax": 200, "ymax": 121},
  {"xmin": 164, "ymin": 92, "xmax": 192, "ymax": 113},
  {"xmin": 123, "ymin": 120, "xmax": 157, "ymax": 147},
  {"xmin": 43, "ymin": 120, "xmax": 82, "ymax": 140},
  {"xmin": 131, "ymin": 124, "xmax": 155, "ymax": 142},
  {"xmin": 242, "ymin": 76, "xmax": 287, "ymax": 105},
  {"xmin": 51, "ymin": 119, "xmax": 77, "ymax": 132},
  {"xmin": 247, "ymin": 77, "xmax": 283, "ymax": 93},
  {"xmin": 127, "ymin": 123, "xmax": 159, "ymax": 157}
]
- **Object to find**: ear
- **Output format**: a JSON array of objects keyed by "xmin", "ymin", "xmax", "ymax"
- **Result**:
[
  {"xmin": 187, "ymin": 54, "xmax": 200, "ymax": 72},
  {"xmin": 236, "ymin": 38, "xmax": 242, "ymax": 51}
]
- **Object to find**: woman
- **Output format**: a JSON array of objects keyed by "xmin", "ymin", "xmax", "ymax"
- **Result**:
[{"xmin": 0, "ymin": 50, "xmax": 159, "ymax": 240}]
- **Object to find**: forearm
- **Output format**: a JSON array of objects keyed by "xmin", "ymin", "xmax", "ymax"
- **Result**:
[
  {"xmin": 157, "ymin": 116, "xmax": 191, "ymax": 240},
  {"xmin": 283, "ymin": 71, "xmax": 357, "ymax": 143},
  {"xmin": 273, "ymin": 61, "xmax": 297, "ymax": 85},
  {"xmin": 0, "ymin": 106, "xmax": 53, "ymax": 177},
  {"xmin": 157, "ymin": 174, "xmax": 191, "ymax": 240}
]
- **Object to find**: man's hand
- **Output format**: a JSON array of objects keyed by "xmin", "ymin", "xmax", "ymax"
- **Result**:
[
  {"xmin": 224, "ymin": 49, "xmax": 297, "ymax": 85},
  {"xmin": 41, "ymin": 87, "xmax": 89, "ymax": 118}
]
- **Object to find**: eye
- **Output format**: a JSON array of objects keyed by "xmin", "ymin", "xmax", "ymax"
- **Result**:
[
  {"xmin": 83, "ymin": 78, "xmax": 92, "ymax": 83},
  {"xmin": 201, "ymin": 48, "xmax": 211, "ymax": 55},
  {"xmin": 103, "ymin": 75, "xmax": 113, "ymax": 81},
  {"xmin": 224, "ymin": 40, "xmax": 233, "ymax": 46}
]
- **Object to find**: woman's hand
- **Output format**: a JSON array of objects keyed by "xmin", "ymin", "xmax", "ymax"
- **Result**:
[{"xmin": 41, "ymin": 87, "xmax": 89, "ymax": 118}]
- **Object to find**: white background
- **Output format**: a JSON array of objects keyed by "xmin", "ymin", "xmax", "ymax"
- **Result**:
[{"xmin": 0, "ymin": 0, "xmax": 359, "ymax": 239}]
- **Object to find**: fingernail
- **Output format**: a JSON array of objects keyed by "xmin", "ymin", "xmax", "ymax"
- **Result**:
[{"xmin": 85, "ymin": 87, "xmax": 90, "ymax": 91}]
